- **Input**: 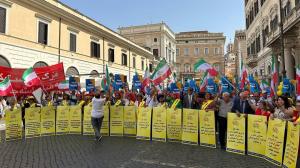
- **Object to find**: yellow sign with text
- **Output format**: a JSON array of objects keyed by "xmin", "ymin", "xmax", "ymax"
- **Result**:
[
  {"xmin": 199, "ymin": 110, "xmax": 216, "ymax": 148},
  {"xmin": 100, "ymin": 106, "xmax": 110, "ymax": 136},
  {"xmin": 5, "ymin": 108, "xmax": 22, "ymax": 141},
  {"xmin": 83, "ymin": 105, "xmax": 94, "ymax": 135},
  {"xmin": 25, "ymin": 107, "xmax": 41, "ymax": 138},
  {"xmin": 110, "ymin": 106, "xmax": 124, "ymax": 136},
  {"xmin": 152, "ymin": 107, "xmax": 167, "ymax": 142},
  {"xmin": 69, "ymin": 105, "xmax": 82, "ymax": 134},
  {"xmin": 283, "ymin": 122, "xmax": 299, "ymax": 168},
  {"xmin": 167, "ymin": 108, "xmax": 182, "ymax": 142},
  {"xmin": 123, "ymin": 106, "xmax": 136, "ymax": 137},
  {"xmin": 182, "ymin": 109, "xmax": 199, "ymax": 145},
  {"xmin": 265, "ymin": 118, "xmax": 286, "ymax": 166},
  {"xmin": 247, "ymin": 114, "xmax": 267, "ymax": 158},
  {"xmin": 136, "ymin": 107, "xmax": 152, "ymax": 140},
  {"xmin": 41, "ymin": 106, "xmax": 55, "ymax": 136},
  {"xmin": 226, "ymin": 113, "xmax": 246, "ymax": 155},
  {"xmin": 56, "ymin": 106, "xmax": 70, "ymax": 135}
]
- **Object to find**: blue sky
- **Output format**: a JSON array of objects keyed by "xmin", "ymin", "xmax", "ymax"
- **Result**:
[{"xmin": 61, "ymin": 0, "xmax": 245, "ymax": 45}]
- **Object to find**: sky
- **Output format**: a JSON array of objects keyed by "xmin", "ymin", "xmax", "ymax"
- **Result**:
[{"xmin": 60, "ymin": 0, "xmax": 245, "ymax": 45}]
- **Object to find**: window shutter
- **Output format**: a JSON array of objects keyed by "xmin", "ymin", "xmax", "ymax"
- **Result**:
[
  {"xmin": 90, "ymin": 42, "xmax": 94, "ymax": 57},
  {"xmin": 70, "ymin": 33, "xmax": 76, "ymax": 52},
  {"xmin": 0, "ymin": 7, "xmax": 6, "ymax": 33},
  {"xmin": 96, "ymin": 43, "xmax": 100, "ymax": 58},
  {"xmin": 38, "ymin": 22, "xmax": 44, "ymax": 44},
  {"xmin": 44, "ymin": 24, "xmax": 48, "ymax": 45}
]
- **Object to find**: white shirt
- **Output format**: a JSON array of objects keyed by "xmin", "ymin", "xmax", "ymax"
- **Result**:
[
  {"xmin": 91, "ymin": 97, "xmax": 106, "ymax": 118},
  {"xmin": 0, "ymin": 99, "xmax": 7, "ymax": 115},
  {"xmin": 146, "ymin": 96, "xmax": 158, "ymax": 107}
]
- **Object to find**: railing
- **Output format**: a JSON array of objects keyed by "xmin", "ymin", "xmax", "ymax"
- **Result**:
[{"xmin": 246, "ymin": 54, "xmax": 258, "ymax": 67}]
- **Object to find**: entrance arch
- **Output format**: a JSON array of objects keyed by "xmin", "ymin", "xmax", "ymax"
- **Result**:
[
  {"xmin": 66, "ymin": 66, "xmax": 79, "ymax": 77},
  {"xmin": 0, "ymin": 55, "xmax": 11, "ymax": 67},
  {"xmin": 33, "ymin": 61, "xmax": 48, "ymax": 68}
]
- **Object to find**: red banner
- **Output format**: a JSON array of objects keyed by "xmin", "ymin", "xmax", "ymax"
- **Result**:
[{"xmin": 0, "ymin": 63, "xmax": 65, "ymax": 95}]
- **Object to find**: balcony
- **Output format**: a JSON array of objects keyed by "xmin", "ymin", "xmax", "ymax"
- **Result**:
[{"xmin": 246, "ymin": 54, "xmax": 258, "ymax": 68}]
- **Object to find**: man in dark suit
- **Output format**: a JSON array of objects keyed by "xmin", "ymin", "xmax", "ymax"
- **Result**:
[
  {"xmin": 183, "ymin": 87, "xmax": 197, "ymax": 109},
  {"xmin": 231, "ymin": 91, "xmax": 254, "ymax": 115}
]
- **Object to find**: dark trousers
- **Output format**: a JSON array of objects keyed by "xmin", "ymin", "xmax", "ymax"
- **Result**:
[
  {"xmin": 217, "ymin": 116, "xmax": 227, "ymax": 147},
  {"xmin": 91, "ymin": 117, "xmax": 104, "ymax": 139}
]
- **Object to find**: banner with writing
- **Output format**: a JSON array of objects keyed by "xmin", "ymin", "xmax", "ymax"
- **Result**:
[
  {"xmin": 5, "ymin": 109, "xmax": 22, "ymax": 141},
  {"xmin": 83, "ymin": 105, "xmax": 94, "ymax": 135},
  {"xmin": 100, "ymin": 106, "xmax": 110, "ymax": 136},
  {"xmin": 182, "ymin": 109, "xmax": 199, "ymax": 145},
  {"xmin": 226, "ymin": 113, "xmax": 246, "ymax": 155},
  {"xmin": 110, "ymin": 106, "xmax": 124, "ymax": 136},
  {"xmin": 265, "ymin": 118, "xmax": 286, "ymax": 166},
  {"xmin": 40, "ymin": 106, "xmax": 55, "ymax": 136},
  {"xmin": 69, "ymin": 105, "xmax": 82, "ymax": 134},
  {"xmin": 123, "ymin": 106, "xmax": 136, "ymax": 137},
  {"xmin": 136, "ymin": 107, "xmax": 152, "ymax": 140},
  {"xmin": 283, "ymin": 122, "xmax": 299, "ymax": 168},
  {"xmin": 247, "ymin": 114, "xmax": 267, "ymax": 158},
  {"xmin": 199, "ymin": 110, "xmax": 216, "ymax": 148},
  {"xmin": 152, "ymin": 107, "xmax": 167, "ymax": 142},
  {"xmin": 56, "ymin": 106, "xmax": 70, "ymax": 135},
  {"xmin": 25, "ymin": 107, "xmax": 41, "ymax": 138},
  {"xmin": 167, "ymin": 108, "xmax": 182, "ymax": 142}
]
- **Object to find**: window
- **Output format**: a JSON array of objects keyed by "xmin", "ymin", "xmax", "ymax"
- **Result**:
[
  {"xmin": 70, "ymin": 33, "xmax": 76, "ymax": 52},
  {"xmin": 38, "ymin": 21, "xmax": 48, "ymax": 45},
  {"xmin": 176, "ymin": 48, "xmax": 179, "ymax": 57},
  {"xmin": 149, "ymin": 63, "xmax": 153, "ymax": 72},
  {"xmin": 184, "ymin": 48, "xmax": 189, "ymax": 56},
  {"xmin": 132, "ymin": 57, "xmax": 136, "ymax": 68},
  {"xmin": 154, "ymin": 38, "xmax": 158, "ymax": 42},
  {"xmin": 153, "ymin": 49, "xmax": 159, "ymax": 57},
  {"xmin": 204, "ymin": 48, "xmax": 209, "ymax": 55},
  {"xmin": 0, "ymin": 7, "xmax": 6, "ymax": 33},
  {"xmin": 184, "ymin": 64, "xmax": 191, "ymax": 72},
  {"xmin": 90, "ymin": 41, "xmax": 100, "ymax": 58},
  {"xmin": 214, "ymin": 48, "xmax": 219, "ymax": 54},
  {"xmin": 122, "ymin": 53, "xmax": 127, "ymax": 66},
  {"xmin": 141, "ymin": 60, "xmax": 145, "ymax": 70},
  {"xmin": 270, "ymin": 15, "xmax": 278, "ymax": 31},
  {"xmin": 194, "ymin": 48, "xmax": 200, "ymax": 55},
  {"xmin": 108, "ymin": 48, "xmax": 114, "ymax": 62}
]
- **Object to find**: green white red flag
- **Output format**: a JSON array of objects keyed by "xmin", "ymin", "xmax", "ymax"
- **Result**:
[
  {"xmin": 0, "ymin": 77, "xmax": 13, "ymax": 96},
  {"xmin": 22, "ymin": 67, "xmax": 41, "ymax": 87},
  {"xmin": 200, "ymin": 71, "xmax": 209, "ymax": 92},
  {"xmin": 101, "ymin": 65, "xmax": 111, "ymax": 91},
  {"xmin": 239, "ymin": 60, "xmax": 248, "ymax": 90},
  {"xmin": 270, "ymin": 56, "xmax": 278, "ymax": 97},
  {"xmin": 150, "ymin": 59, "xmax": 172, "ymax": 85},
  {"xmin": 58, "ymin": 80, "xmax": 69, "ymax": 90},
  {"xmin": 296, "ymin": 64, "xmax": 300, "ymax": 95}
]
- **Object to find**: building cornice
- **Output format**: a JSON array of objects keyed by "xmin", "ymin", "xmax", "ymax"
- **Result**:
[{"xmin": 0, "ymin": 0, "xmax": 12, "ymax": 7}]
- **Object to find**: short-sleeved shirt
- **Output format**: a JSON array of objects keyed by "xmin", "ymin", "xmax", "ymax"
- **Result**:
[
  {"xmin": 217, "ymin": 99, "xmax": 233, "ymax": 118},
  {"xmin": 91, "ymin": 97, "xmax": 105, "ymax": 118}
]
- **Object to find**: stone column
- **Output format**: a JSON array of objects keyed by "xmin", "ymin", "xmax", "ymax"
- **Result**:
[{"xmin": 284, "ymin": 47, "xmax": 295, "ymax": 79}]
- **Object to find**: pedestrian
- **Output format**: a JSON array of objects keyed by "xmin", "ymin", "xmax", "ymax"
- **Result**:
[{"xmin": 91, "ymin": 90, "xmax": 107, "ymax": 141}]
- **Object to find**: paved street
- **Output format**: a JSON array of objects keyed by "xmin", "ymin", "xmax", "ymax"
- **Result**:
[{"xmin": 0, "ymin": 133, "xmax": 274, "ymax": 168}]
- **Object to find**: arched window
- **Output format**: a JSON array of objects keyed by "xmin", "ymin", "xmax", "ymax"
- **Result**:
[
  {"xmin": 184, "ymin": 64, "xmax": 191, "ymax": 72},
  {"xmin": 0, "ymin": 55, "xmax": 11, "ymax": 67},
  {"xmin": 33, "ymin": 61, "xmax": 48, "ymax": 68},
  {"xmin": 66, "ymin": 66, "xmax": 79, "ymax": 77},
  {"xmin": 267, "ymin": 65, "xmax": 271, "ymax": 74},
  {"xmin": 90, "ymin": 70, "xmax": 98, "ymax": 77}
]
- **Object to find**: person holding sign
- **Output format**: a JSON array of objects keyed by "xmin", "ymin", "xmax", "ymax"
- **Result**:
[
  {"xmin": 135, "ymin": 93, "xmax": 145, "ymax": 107},
  {"xmin": 231, "ymin": 91, "xmax": 255, "ymax": 116},
  {"xmin": 270, "ymin": 96, "xmax": 294, "ymax": 121},
  {"xmin": 183, "ymin": 87, "xmax": 197, "ymax": 109},
  {"xmin": 91, "ymin": 90, "xmax": 108, "ymax": 141}
]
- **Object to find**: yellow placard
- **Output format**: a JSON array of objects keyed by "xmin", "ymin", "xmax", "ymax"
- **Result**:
[
  {"xmin": 110, "ymin": 106, "xmax": 124, "ymax": 136},
  {"xmin": 199, "ymin": 110, "xmax": 216, "ymax": 148},
  {"xmin": 226, "ymin": 113, "xmax": 246, "ymax": 155},
  {"xmin": 265, "ymin": 118, "xmax": 286, "ymax": 166},
  {"xmin": 182, "ymin": 108, "xmax": 199, "ymax": 145},
  {"xmin": 100, "ymin": 106, "xmax": 110, "ymax": 136},
  {"xmin": 83, "ymin": 105, "xmax": 94, "ymax": 135},
  {"xmin": 167, "ymin": 108, "xmax": 182, "ymax": 142},
  {"xmin": 25, "ymin": 107, "xmax": 41, "ymax": 138},
  {"xmin": 5, "ymin": 108, "xmax": 22, "ymax": 141},
  {"xmin": 41, "ymin": 106, "xmax": 55, "ymax": 136},
  {"xmin": 123, "ymin": 106, "xmax": 136, "ymax": 137},
  {"xmin": 69, "ymin": 105, "xmax": 82, "ymax": 134},
  {"xmin": 283, "ymin": 122, "xmax": 299, "ymax": 168},
  {"xmin": 152, "ymin": 106, "xmax": 167, "ymax": 142},
  {"xmin": 247, "ymin": 114, "xmax": 267, "ymax": 158},
  {"xmin": 136, "ymin": 107, "xmax": 152, "ymax": 140},
  {"xmin": 171, "ymin": 99, "xmax": 180, "ymax": 109},
  {"xmin": 56, "ymin": 106, "xmax": 70, "ymax": 135}
]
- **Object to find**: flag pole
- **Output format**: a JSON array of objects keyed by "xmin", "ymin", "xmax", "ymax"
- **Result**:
[{"xmin": 7, "ymin": 76, "xmax": 17, "ymax": 102}]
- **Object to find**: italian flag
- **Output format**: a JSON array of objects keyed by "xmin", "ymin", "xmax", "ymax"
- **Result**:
[
  {"xmin": 194, "ymin": 59, "xmax": 212, "ymax": 72},
  {"xmin": 270, "ymin": 56, "xmax": 278, "ymax": 97},
  {"xmin": 22, "ymin": 67, "xmax": 41, "ymax": 87},
  {"xmin": 58, "ymin": 80, "xmax": 69, "ymax": 90},
  {"xmin": 0, "ymin": 77, "xmax": 13, "ymax": 96},
  {"xmin": 151, "ymin": 59, "xmax": 172, "ymax": 85},
  {"xmin": 101, "ymin": 65, "xmax": 111, "ymax": 91},
  {"xmin": 199, "ymin": 71, "xmax": 209, "ymax": 92},
  {"xmin": 240, "ymin": 60, "xmax": 248, "ymax": 90},
  {"xmin": 142, "ymin": 66, "xmax": 151, "ymax": 92},
  {"xmin": 296, "ymin": 64, "xmax": 300, "ymax": 95}
]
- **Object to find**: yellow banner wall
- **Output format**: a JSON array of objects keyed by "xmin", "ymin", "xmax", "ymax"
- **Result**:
[
  {"xmin": 110, "ymin": 106, "xmax": 124, "ymax": 136},
  {"xmin": 265, "ymin": 118, "xmax": 286, "ymax": 166},
  {"xmin": 5, "ymin": 109, "xmax": 22, "ymax": 141},
  {"xmin": 283, "ymin": 122, "xmax": 299, "ymax": 168},
  {"xmin": 25, "ymin": 107, "xmax": 41, "ymax": 138},
  {"xmin": 167, "ymin": 108, "xmax": 182, "ymax": 142},
  {"xmin": 136, "ymin": 107, "xmax": 152, "ymax": 140},
  {"xmin": 56, "ymin": 106, "xmax": 70, "ymax": 135},
  {"xmin": 69, "ymin": 105, "xmax": 82, "ymax": 134},
  {"xmin": 100, "ymin": 106, "xmax": 109, "ymax": 136},
  {"xmin": 83, "ymin": 105, "xmax": 94, "ymax": 135},
  {"xmin": 199, "ymin": 110, "xmax": 216, "ymax": 148},
  {"xmin": 123, "ymin": 106, "xmax": 136, "ymax": 137},
  {"xmin": 226, "ymin": 113, "xmax": 246, "ymax": 155},
  {"xmin": 247, "ymin": 114, "xmax": 267, "ymax": 158},
  {"xmin": 152, "ymin": 107, "xmax": 167, "ymax": 142},
  {"xmin": 41, "ymin": 106, "xmax": 55, "ymax": 136},
  {"xmin": 182, "ymin": 109, "xmax": 199, "ymax": 145}
]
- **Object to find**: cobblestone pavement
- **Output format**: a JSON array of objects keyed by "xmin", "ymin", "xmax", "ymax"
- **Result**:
[{"xmin": 0, "ymin": 134, "xmax": 275, "ymax": 168}]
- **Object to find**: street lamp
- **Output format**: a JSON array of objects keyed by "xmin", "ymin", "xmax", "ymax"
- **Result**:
[{"xmin": 279, "ymin": 0, "xmax": 286, "ymax": 78}]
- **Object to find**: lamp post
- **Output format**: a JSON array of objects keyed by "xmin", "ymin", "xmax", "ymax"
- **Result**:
[{"xmin": 279, "ymin": 0, "xmax": 286, "ymax": 78}]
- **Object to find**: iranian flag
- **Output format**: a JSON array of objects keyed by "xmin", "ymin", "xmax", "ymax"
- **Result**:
[
  {"xmin": 22, "ymin": 67, "xmax": 41, "ymax": 87},
  {"xmin": 270, "ymin": 56, "xmax": 278, "ymax": 97},
  {"xmin": 151, "ymin": 59, "xmax": 172, "ymax": 85},
  {"xmin": 58, "ymin": 80, "xmax": 69, "ymax": 90},
  {"xmin": 0, "ymin": 77, "xmax": 13, "ymax": 96},
  {"xmin": 240, "ymin": 60, "xmax": 248, "ymax": 90},
  {"xmin": 194, "ymin": 59, "xmax": 212, "ymax": 72},
  {"xmin": 199, "ymin": 71, "xmax": 209, "ymax": 92},
  {"xmin": 101, "ymin": 65, "xmax": 111, "ymax": 91},
  {"xmin": 296, "ymin": 65, "xmax": 300, "ymax": 95}
]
